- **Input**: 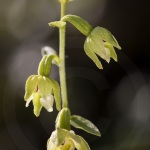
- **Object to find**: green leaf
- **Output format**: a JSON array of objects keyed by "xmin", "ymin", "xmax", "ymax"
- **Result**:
[
  {"xmin": 70, "ymin": 115, "xmax": 101, "ymax": 137},
  {"xmin": 84, "ymin": 38, "xmax": 103, "ymax": 69},
  {"xmin": 104, "ymin": 42, "xmax": 117, "ymax": 61},
  {"xmin": 50, "ymin": 78, "xmax": 61, "ymax": 111},
  {"xmin": 38, "ymin": 55, "xmax": 47, "ymax": 76},
  {"xmin": 49, "ymin": 21, "xmax": 66, "ymax": 28},
  {"xmin": 24, "ymin": 75, "xmax": 38, "ymax": 102},
  {"xmin": 61, "ymin": 15, "xmax": 93, "ymax": 36},
  {"xmin": 56, "ymin": 108, "xmax": 71, "ymax": 130},
  {"xmin": 93, "ymin": 27, "xmax": 121, "ymax": 50}
]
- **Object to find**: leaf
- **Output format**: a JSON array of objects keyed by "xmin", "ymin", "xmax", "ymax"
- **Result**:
[
  {"xmin": 24, "ymin": 75, "xmax": 38, "ymax": 102},
  {"xmin": 56, "ymin": 108, "xmax": 71, "ymax": 130},
  {"xmin": 50, "ymin": 78, "xmax": 61, "ymax": 111},
  {"xmin": 61, "ymin": 15, "xmax": 93, "ymax": 36},
  {"xmin": 93, "ymin": 27, "xmax": 121, "ymax": 50},
  {"xmin": 84, "ymin": 38, "xmax": 103, "ymax": 69},
  {"xmin": 70, "ymin": 115, "xmax": 101, "ymax": 137}
]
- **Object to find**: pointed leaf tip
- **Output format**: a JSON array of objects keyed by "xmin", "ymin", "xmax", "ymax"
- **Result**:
[{"xmin": 70, "ymin": 115, "xmax": 101, "ymax": 137}]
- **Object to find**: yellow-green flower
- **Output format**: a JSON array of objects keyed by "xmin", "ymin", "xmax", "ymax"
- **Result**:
[
  {"xmin": 47, "ymin": 128, "xmax": 90, "ymax": 150},
  {"xmin": 84, "ymin": 26, "xmax": 121, "ymax": 69},
  {"xmin": 24, "ymin": 75, "xmax": 61, "ymax": 117}
]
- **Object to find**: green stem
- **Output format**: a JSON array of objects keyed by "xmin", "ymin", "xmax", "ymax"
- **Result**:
[
  {"xmin": 61, "ymin": 3, "xmax": 66, "ymax": 18},
  {"xmin": 59, "ymin": 2, "xmax": 68, "ymax": 108}
]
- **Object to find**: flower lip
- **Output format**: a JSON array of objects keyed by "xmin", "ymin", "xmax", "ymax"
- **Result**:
[{"xmin": 40, "ymin": 95, "xmax": 54, "ymax": 112}]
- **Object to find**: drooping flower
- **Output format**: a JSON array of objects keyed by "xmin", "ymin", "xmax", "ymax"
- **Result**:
[
  {"xmin": 47, "ymin": 128, "xmax": 90, "ymax": 150},
  {"xmin": 24, "ymin": 75, "xmax": 61, "ymax": 117},
  {"xmin": 60, "ymin": 15, "xmax": 121, "ymax": 69},
  {"xmin": 84, "ymin": 26, "xmax": 121, "ymax": 69}
]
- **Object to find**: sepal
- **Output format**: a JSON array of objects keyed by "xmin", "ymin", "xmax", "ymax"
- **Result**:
[
  {"xmin": 50, "ymin": 79, "xmax": 61, "ymax": 111},
  {"xmin": 24, "ymin": 75, "xmax": 38, "ymax": 102},
  {"xmin": 33, "ymin": 93, "xmax": 42, "ymax": 117},
  {"xmin": 93, "ymin": 27, "xmax": 121, "ymax": 50}
]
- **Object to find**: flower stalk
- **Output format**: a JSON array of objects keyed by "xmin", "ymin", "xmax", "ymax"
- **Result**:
[{"xmin": 59, "ymin": 2, "xmax": 68, "ymax": 108}]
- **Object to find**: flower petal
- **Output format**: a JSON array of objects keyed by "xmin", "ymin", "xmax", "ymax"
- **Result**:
[
  {"xmin": 50, "ymin": 78, "xmax": 61, "ymax": 111},
  {"xmin": 38, "ymin": 76, "xmax": 53, "ymax": 97},
  {"xmin": 84, "ymin": 38, "xmax": 103, "ymax": 69},
  {"xmin": 92, "ymin": 27, "xmax": 121, "ymax": 50},
  {"xmin": 47, "ymin": 129, "xmax": 67, "ymax": 149},
  {"xmin": 24, "ymin": 75, "xmax": 38, "ymax": 102},
  {"xmin": 40, "ymin": 95, "xmax": 54, "ymax": 112},
  {"xmin": 104, "ymin": 42, "xmax": 117, "ymax": 61},
  {"xmin": 32, "ymin": 93, "xmax": 42, "ymax": 117},
  {"xmin": 67, "ymin": 132, "xmax": 90, "ymax": 150},
  {"xmin": 89, "ymin": 28, "xmax": 111, "ymax": 62}
]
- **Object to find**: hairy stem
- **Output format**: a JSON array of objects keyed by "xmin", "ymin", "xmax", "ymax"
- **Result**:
[{"xmin": 59, "ymin": 2, "xmax": 68, "ymax": 108}]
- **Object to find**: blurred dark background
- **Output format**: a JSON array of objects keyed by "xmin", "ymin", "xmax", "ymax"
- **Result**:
[{"xmin": 1, "ymin": 0, "xmax": 150, "ymax": 149}]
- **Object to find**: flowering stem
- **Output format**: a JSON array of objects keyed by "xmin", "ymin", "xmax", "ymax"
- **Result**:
[{"xmin": 59, "ymin": 2, "xmax": 68, "ymax": 108}]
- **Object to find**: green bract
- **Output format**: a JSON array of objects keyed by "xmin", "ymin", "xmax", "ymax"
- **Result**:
[
  {"xmin": 70, "ymin": 115, "xmax": 101, "ymax": 137},
  {"xmin": 47, "ymin": 128, "xmax": 90, "ymax": 150},
  {"xmin": 84, "ymin": 26, "xmax": 121, "ymax": 69},
  {"xmin": 24, "ymin": 75, "xmax": 61, "ymax": 117},
  {"xmin": 38, "ymin": 55, "xmax": 60, "ymax": 77},
  {"xmin": 61, "ymin": 15, "xmax": 93, "ymax": 36},
  {"xmin": 49, "ymin": 21, "xmax": 66, "ymax": 29},
  {"xmin": 56, "ymin": 108, "xmax": 71, "ymax": 130}
]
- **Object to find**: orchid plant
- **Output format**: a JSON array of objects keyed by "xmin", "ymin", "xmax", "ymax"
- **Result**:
[{"xmin": 24, "ymin": 0, "xmax": 121, "ymax": 149}]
